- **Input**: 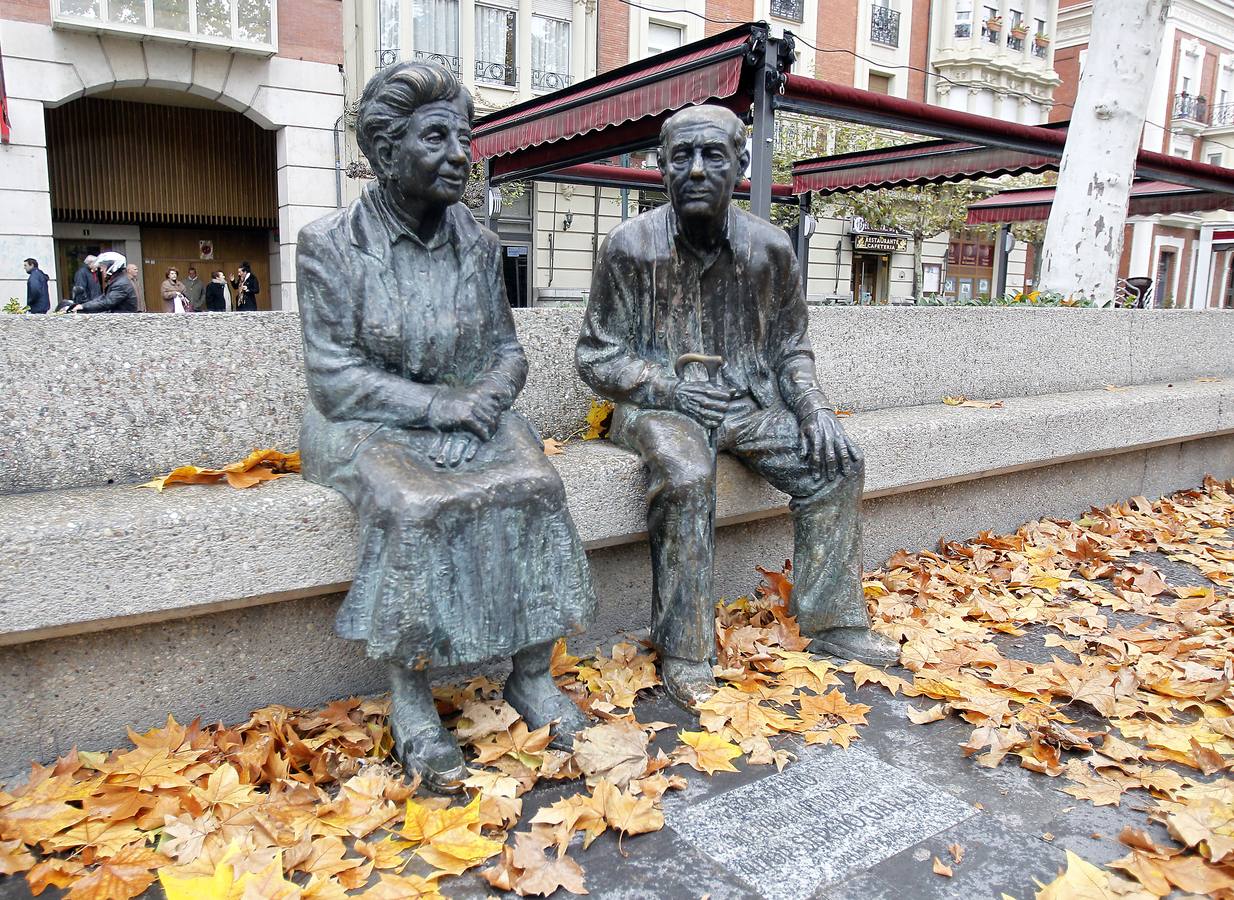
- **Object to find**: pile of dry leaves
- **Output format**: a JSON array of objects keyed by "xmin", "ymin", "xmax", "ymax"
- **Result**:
[{"xmin": 1, "ymin": 477, "xmax": 1231, "ymax": 898}]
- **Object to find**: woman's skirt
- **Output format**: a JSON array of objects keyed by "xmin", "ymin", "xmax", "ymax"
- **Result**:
[{"xmin": 318, "ymin": 412, "xmax": 596, "ymax": 669}]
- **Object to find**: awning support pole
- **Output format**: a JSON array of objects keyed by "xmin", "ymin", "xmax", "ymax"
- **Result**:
[
  {"xmin": 749, "ymin": 37, "xmax": 778, "ymax": 221},
  {"xmin": 796, "ymin": 191, "xmax": 812, "ymax": 287},
  {"xmin": 994, "ymin": 223, "xmax": 1012, "ymax": 299}
]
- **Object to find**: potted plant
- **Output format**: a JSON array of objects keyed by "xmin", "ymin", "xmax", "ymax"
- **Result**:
[
  {"xmin": 1034, "ymin": 31, "xmax": 1050, "ymax": 47},
  {"xmin": 985, "ymin": 15, "xmax": 1003, "ymax": 33},
  {"xmin": 1010, "ymin": 22, "xmax": 1029, "ymax": 38}
]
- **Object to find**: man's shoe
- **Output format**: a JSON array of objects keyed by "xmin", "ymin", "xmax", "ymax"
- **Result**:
[
  {"xmin": 813, "ymin": 626, "xmax": 900, "ymax": 666},
  {"xmin": 662, "ymin": 656, "xmax": 718, "ymax": 712},
  {"xmin": 504, "ymin": 670, "xmax": 591, "ymax": 751}
]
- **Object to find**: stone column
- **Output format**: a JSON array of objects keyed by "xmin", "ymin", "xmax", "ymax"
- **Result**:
[
  {"xmin": 1191, "ymin": 223, "xmax": 1216, "ymax": 309},
  {"xmin": 571, "ymin": 0, "xmax": 587, "ymax": 85},
  {"xmin": 518, "ymin": 0, "xmax": 533, "ymax": 97},
  {"xmin": 460, "ymin": 0, "xmax": 477, "ymax": 91}
]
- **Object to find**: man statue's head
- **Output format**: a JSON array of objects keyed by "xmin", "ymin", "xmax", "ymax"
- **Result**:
[{"xmin": 658, "ymin": 105, "xmax": 749, "ymax": 227}]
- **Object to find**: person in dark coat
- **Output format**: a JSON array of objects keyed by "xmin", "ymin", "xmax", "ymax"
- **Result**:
[
  {"xmin": 204, "ymin": 270, "xmax": 229, "ymax": 312},
  {"xmin": 72, "ymin": 255, "xmax": 103, "ymax": 303},
  {"xmin": 232, "ymin": 262, "xmax": 259, "ymax": 311},
  {"xmin": 183, "ymin": 267, "xmax": 207, "ymax": 311},
  {"xmin": 297, "ymin": 61, "xmax": 595, "ymax": 791},
  {"xmin": 72, "ymin": 252, "xmax": 139, "ymax": 313},
  {"xmin": 23, "ymin": 258, "xmax": 50, "ymax": 314}
]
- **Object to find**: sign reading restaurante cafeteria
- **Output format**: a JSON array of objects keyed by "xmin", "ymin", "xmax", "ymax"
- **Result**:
[{"xmin": 851, "ymin": 231, "xmax": 910, "ymax": 253}]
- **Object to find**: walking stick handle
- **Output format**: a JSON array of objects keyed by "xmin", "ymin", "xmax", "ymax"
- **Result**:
[{"xmin": 674, "ymin": 353, "xmax": 724, "ymax": 383}]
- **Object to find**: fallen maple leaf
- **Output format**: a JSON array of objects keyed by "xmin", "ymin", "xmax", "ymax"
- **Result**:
[
  {"xmin": 581, "ymin": 399, "xmax": 614, "ymax": 441},
  {"xmin": 1035, "ymin": 849, "xmax": 1120, "ymax": 899},
  {"xmin": 932, "ymin": 856, "xmax": 953, "ymax": 877},
  {"xmin": 141, "ymin": 449, "xmax": 300, "ymax": 492},
  {"xmin": 542, "ymin": 437, "xmax": 565, "ymax": 456},
  {"xmin": 674, "ymin": 731, "xmax": 742, "ymax": 775},
  {"xmin": 572, "ymin": 720, "xmax": 650, "ymax": 789}
]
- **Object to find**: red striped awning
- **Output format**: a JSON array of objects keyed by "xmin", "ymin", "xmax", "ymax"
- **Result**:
[
  {"xmin": 965, "ymin": 181, "xmax": 1234, "ymax": 224},
  {"xmin": 791, "ymin": 135, "xmax": 1062, "ymax": 194},
  {"xmin": 473, "ymin": 25, "xmax": 755, "ymax": 162},
  {"xmin": 538, "ymin": 162, "xmax": 796, "ymax": 199}
]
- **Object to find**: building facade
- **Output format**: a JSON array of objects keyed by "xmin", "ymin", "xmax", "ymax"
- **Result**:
[
  {"xmin": 0, "ymin": 0, "xmax": 344, "ymax": 312},
  {"xmin": 1054, "ymin": 0, "xmax": 1234, "ymax": 308}
]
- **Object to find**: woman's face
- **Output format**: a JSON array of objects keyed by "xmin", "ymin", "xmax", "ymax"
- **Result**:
[
  {"xmin": 380, "ymin": 96, "xmax": 471, "ymax": 210},
  {"xmin": 169, "ymin": 269, "xmax": 178, "ymax": 281}
]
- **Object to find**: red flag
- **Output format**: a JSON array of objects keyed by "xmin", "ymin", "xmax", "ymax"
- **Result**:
[{"xmin": 0, "ymin": 38, "xmax": 11, "ymax": 144}]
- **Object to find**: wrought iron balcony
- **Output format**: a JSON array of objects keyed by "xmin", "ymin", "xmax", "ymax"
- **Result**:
[
  {"xmin": 476, "ymin": 60, "xmax": 517, "ymax": 87},
  {"xmin": 1006, "ymin": 34, "xmax": 1024, "ymax": 51},
  {"xmin": 532, "ymin": 69, "xmax": 573, "ymax": 92},
  {"xmin": 1032, "ymin": 41, "xmax": 1048, "ymax": 58},
  {"xmin": 870, "ymin": 5, "xmax": 900, "ymax": 47},
  {"xmin": 1173, "ymin": 93, "xmax": 1209, "ymax": 125},
  {"xmin": 1211, "ymin": 102, "xmax": 1234, "ymax": 127},
  {"xmin": 414, "ymin": 50, "xmax": 461, "ymax": 75},
  {"xmin": 52, "ymin": 0, "xmax": 276, "ymax": 55},
  {"xmin": 770, "ymin": 0, "xmax": 804, "ymax": 23},
  {"xmin": 376, "ymin": 48, "xmax": 399, "ymax": 69}
]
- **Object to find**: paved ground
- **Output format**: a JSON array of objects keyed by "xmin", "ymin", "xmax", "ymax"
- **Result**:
[{"xmin": 1, "ymin": 545, "xmax": 1217, "ymax": 900}]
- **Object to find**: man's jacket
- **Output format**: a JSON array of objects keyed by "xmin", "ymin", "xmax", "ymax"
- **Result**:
[
  {"xmin": 80, "ymin": 272, "xmax": 139, "ymax": 313},
  {"xmin": 26, "ymin": 267, "xmax": 49, "ymax": 314}
]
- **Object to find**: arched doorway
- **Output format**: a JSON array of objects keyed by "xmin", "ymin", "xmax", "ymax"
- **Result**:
[{"xmin": 45, "ymin": 92, "xmax": 277, "ymax": 312}]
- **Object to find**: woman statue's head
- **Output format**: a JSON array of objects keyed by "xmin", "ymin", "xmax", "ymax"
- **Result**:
[{"xmin": 356, "ymin": 62, "xmax": 475, "ymax": 210}]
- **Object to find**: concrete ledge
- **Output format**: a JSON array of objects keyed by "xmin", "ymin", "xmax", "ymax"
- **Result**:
[
  {"xmin": 2, "ymin": 308, "xmax": 1233, "ymax": 494},
  {"xmin": 2, "ymin": 379, "xmax": 1231, "ymax": 646},
  {"xmin": 5, "ymin": 435, "xmax": 1233, "ymax": 779}
]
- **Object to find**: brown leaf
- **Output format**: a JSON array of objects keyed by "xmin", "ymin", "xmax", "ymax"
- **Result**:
[
  {"xmin": 571, "ymin": 720, "xmax": 651, "ymax": 789},
  {"xmin": 932, "ymin": 856, "xmax": 953, "ymax": 877},
  {"xmin": 0, "ymin": 839, "xmax": 35, "ymax": 876},
  {"xmin": 64, "ymin": 845, "xmax": 165, "ymax": 900}
]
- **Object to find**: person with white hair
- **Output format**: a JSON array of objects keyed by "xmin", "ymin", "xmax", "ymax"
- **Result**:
[
  {"xmin": 71, "ymin": 251, "xmax": 139, "ymax": 313},
  {"xmin": 72, "ymin": 254, "xmax": 103, "ymax": 305}
]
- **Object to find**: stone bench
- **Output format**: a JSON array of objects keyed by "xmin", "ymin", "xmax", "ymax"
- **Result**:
[{"xmin": 2, "ymin": 307, "xmax": 1232, "ymax": 778}]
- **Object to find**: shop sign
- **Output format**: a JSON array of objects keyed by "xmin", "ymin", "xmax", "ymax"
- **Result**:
[{"xmin": 852, "ymin": 231, "xmax": 909, "ymax": 253}]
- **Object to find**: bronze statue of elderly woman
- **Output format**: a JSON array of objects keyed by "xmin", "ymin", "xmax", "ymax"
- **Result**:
[{"xmin": 296, "ymin": 62, "xmax": 596, "ymax": 792}]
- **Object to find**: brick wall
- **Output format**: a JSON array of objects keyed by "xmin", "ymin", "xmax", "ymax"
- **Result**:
[
  {"xmin": 1050, "ymin": 45, "xmax": 1082, "ymax": 123},
  {"xmin": 0, "ymin": 0, "xmax": 50, "ymax": 23},
  {"xmin": 906, "ymin": 0, "xmax": 930, "ymax": 101},
  {"xmin": 704, "ymin": 0, "xmax": 752, "ymax": 37},
  {"xmin": 597, "ymin": 0, "xmax": 630, "ymax": 72},
  {"xmin": 815, "ymin": 1, "xmax": 857, "ymax": 85},
  {"xmin": 276, "ymin": 0, "xmax": 342, "ymax": 65}
]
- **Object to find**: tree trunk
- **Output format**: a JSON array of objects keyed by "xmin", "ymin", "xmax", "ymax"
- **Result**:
[{"xmin": 1038, "ymin": 0, "xmax": 1166, "ymax": 303}]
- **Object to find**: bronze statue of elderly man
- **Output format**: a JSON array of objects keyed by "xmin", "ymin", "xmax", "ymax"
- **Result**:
[
  {"xmin": 578, "ymin": 104, "xmax": 897, "ymax": 710},
  {"xmin": 297, "ymin": 62, "xmax": 596, "ymax": 792}
]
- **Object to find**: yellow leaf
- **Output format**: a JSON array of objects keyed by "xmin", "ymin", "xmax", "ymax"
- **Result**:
[
  {"xmin": 582, "ymin": 399, "xmax": 614, "ymax": 440},
  {"xmin": 675, "ymin": 731, "xmax": 742, "ymax": 775},
  {"xmin": 1035, "ymin": 850, "xmax": 1120, "ymax": 899}
]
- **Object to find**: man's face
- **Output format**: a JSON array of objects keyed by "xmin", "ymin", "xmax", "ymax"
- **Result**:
[
  {"xmin": 660, "ymin": 122, "xmax": 742, "ymax": 223},
  {"xmin": 187, "ymin": 268, "xmax": 196, "ymax": 280},
  {"xmin": 127, "ymin": 264, "xmax": 138, "ymax": 279},
  {"xmin": 23, "ymin": 261, "xmax": 33, "ymax": 274},
  {"xmin": 380, "ymin": 96, "xmax": 472, "ymax": 208}
]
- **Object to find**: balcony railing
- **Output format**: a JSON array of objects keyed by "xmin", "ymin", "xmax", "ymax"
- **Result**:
[
  {"xmin": 52, "ymin": 0, "xmax": 276, "ymax": 55},
  {"xmin": 1211, "ymin": 102, "xmax": 1234, "ymax": 127},
  {"xmin": 376, "ymin": 48, "xmax": 399, "ymax": 69},
  {"xmin": 1007, "ymin": 34, "xmax": 1024, "ymax": 50},
  {"xmin": 1173, "ymin": 93, "xmax": 1210, "ymax": 124},
  {"xmin": 981, "ymin": 24, "xmax": 1000, "ymax": 44},
  {"xmin": 770, "ymin": 0, "xmax": 804, "ymax": 23},
  {"xmin": 476, "ymin": 60, "xmax": 517, "ymax": 87},
  {"xmin": 1032, "ymin": 41, "xmax": 1048, "ymax": 58},
  {"xmin": 415, "ymin": 50, "xmax": 461, "ymax": 75},
  {"xmin": 870, "ymin": 5, "xmax": 900, "ymax": 47},
  {"xmin": 954, "ymin": 22, "xmax": 971, "ymax": 37},
  {"xmin": 532, "ymin": 69, "xmax": 572, "ymax": 92}
]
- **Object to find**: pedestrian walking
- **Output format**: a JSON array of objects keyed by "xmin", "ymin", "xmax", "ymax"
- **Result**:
[
  {"xmin": 204, "ymin": 270, "xmax": 229, "ymax": 312},
  {"xmin": 182, "ymin": 267, "xmax": 206, "ymax": 311},
  {"xmin": 23, "ymin": 258, "xmax": 50, "ymax": 314},
  {"xmin": 72, "ymin": 252, "xmax": 139, "ymax": 313},
  {"xmin": 160, "ymin": 268, "xmax": 192, "ymax": 313},
  {"xmin": 232, "ymin": 262, "xmax": 259, "ymax": 311}
]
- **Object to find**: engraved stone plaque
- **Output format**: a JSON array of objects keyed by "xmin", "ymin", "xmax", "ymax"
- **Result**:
[{"xmin": 665, "ymin": 747, "xmax": 976, "ymax": 899}]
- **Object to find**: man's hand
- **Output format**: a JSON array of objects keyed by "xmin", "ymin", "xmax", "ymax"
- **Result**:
[
  {"xmin": 431, "ymin": 432, "xmax": 480, "ymax": 468},
  {"xmin": 799, "ymin": 409, "xmax": 862, "ymax": 482},
  {"xmin": 673, "ymin": 381, "xmax": 737, "ymax": 429},
  {"xmin": 428, "ymin": 387, "xmax": 502, "ymax": 439}
]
